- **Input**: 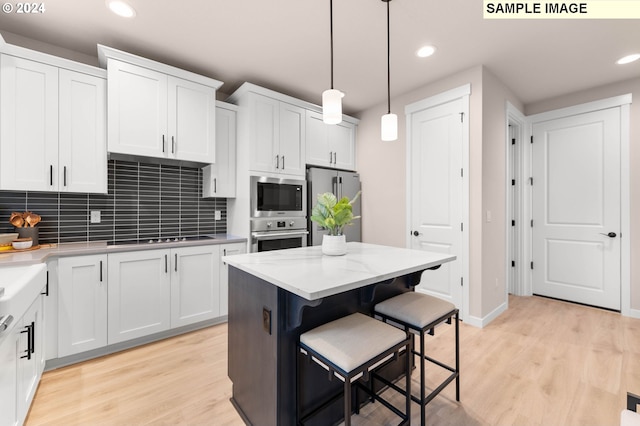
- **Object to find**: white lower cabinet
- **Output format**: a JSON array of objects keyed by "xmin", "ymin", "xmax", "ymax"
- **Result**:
[
  {"xmin": 107, "ymin": 250, "xmax": 171, "ymax": 345},
  {"xmin": 170, "ymin": 245, "xmax": 220, "ymax": 328},
  {"xmin": 219, "ymin": 242, "xmax": 246, "ymax": 316},
  {"xmin": 57, "ymin": 255, "xmax": 107, "ymax": 357},
  {"xmin": 0, "ymin": 292, "xmax": 45, "ymax": 426}
]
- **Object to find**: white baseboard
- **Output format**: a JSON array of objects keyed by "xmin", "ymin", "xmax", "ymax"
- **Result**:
[
  {"xmin": 466, "ymin": 301, "xmax": 508, "ymax": 328},
  {"xmin": 624, "ymin": 307, "xmax": 640, "ymax": 320}
]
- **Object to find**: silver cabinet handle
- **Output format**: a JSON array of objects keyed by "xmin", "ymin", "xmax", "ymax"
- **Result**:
[
  {"xmin": 282, "ymin": 156, "xmax": 285, "ymax": 169},
  {"xmin": 275, "ymin": 155, "xmax": 280, "ymax": 169},
  {"xmin": 214, "ymin": 178, "xmax": 217, "ymax": 193},
  {"xmin": 162, "ymin": 135, "xmax": 166, "ymax": 153},
  {"xmin": 175, "ymin": 253, "xmax": 178, "ymax": 272},
  {"xmin": 172, "ymin": 136, "xmax": 175, "ymax": 154},
  {"xmin": 63, "ymin": 166, "xmax": 67, "ymax": 186},
  {"xmin": 165, "ymin": 254, "xmax": 168, "ymax": 273},
  {"xmin": 0, "ymin": 315, "xmax": 14, "ymax": 333},
  {"xmin": 334, "ymin": 152, "xmax": 337, "ymax": 164},
  {"xmin": 99, "ymin": 260, "xmax": 103, "ymax": 282},
  {"xmin": 50, "ymin": 165, "xmax": 53, "ymax": 186},
  {"xmin": 329, "ymin": 151, "xmax": 333, "ymax": 164}
]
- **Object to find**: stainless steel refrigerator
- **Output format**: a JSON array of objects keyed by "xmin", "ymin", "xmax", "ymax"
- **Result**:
[{"xmin": 307, "ymin": 167, "xmax": 362, "ymax": 245}]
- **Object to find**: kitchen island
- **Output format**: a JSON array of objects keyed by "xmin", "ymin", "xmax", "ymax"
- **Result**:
[{"xmin": 223, "ymin": 242, "xmax": 455, "ymax": 426}]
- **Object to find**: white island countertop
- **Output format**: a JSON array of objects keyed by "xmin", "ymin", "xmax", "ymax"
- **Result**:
[{"xmin": 222, "ymin": 242, "xmax": 456, "ymax": 300}]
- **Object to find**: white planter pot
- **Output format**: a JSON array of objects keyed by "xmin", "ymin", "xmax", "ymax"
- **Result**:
[{"xmin": 322, "ymin": 234, "xmax": 347, "ymax": 256}]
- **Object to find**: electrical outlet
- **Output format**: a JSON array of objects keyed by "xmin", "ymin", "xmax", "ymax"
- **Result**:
[
  {"xmin": 215, "ymin": 210, "xmax": 222, "ymax": 221},
  {"xmin": 90, "ymin": 211, "xmax": 101, "ymax": 224},
  {"xmin": 262, "ymin": 307, "xmax": 271, "ymax": 335}
]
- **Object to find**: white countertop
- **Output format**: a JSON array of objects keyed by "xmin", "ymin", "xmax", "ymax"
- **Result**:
[{"xmin": 222, "ymin": 242, "xmax": 456, "ymax": 300}]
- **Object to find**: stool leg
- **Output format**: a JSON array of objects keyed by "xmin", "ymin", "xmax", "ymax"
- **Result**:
[
  {"xmin": 344, "ymin": 379, "xmax": 352, "ymax": 426},
  {"xmin": 406, "ymin": 340, "xmax": 412, "ymax": 424},
  {"xmin": 420, "ymin": 329, "xmax": 426, "ymax": 426},
  {"xmin": 455, "ymin": 311, "xmax": 460, "ymax": 402}
]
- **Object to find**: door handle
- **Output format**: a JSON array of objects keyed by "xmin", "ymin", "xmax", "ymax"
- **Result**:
[
  {"xmin": 413, "ymin": 231, "xmax": 420, "ymax": 236},
  {"xmin": 600, "ymin": 232, "xmax": 617, "ymax": 238}
]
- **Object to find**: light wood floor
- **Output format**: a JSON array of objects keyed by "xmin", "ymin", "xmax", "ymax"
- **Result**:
[{"xmin": 26, "ymin": 295, "xmax": 640, "ymax": 425}]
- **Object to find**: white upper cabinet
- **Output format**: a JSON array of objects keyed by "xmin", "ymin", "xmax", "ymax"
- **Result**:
[
  {"xmin": 106, "ymin": 60, "xmax": 168, "ymax": 159},
  {"xmin": 305, "ymin": 110, "xmax": 356, "ymax": 170},
  {"xmin": 203, "ymin": 103, "xmax": 237, "ymax": 198},
  {"xmin": 99, "ymin": 45, "xmax": 222, "ymax": 165},
  {"xmin": 59, "ymin": 69, "xmax": 107, "ymax": 193},
  {"xmin": 0, "ymin": 54, "xmax": 107, "ymax": 193},
  {"xmin": 246, "ymin": 93, "xmax": 305, "ymax": 177},
  {"xmin": 0, "ymin": 55, "xmax": 58, "ymax": 191}
]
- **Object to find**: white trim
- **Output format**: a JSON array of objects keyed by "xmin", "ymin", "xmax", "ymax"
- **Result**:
[
  {"xmin": 405, "ymin": 84, "xmax": 470, "ymax": 324},
  {"xmin": 466, "ymin": 301, "xmax": 508, "ymax": 328},
  {"xmin": 527, "ymin": 94, "xmax": 632, "ymax": 315},
  {"xmin": 506, "ymin": 103, "xmax": 528, "ymax": 297},
  {"xmin": 527, "ymin": 94, "xmax": 632, "ymax": 123},
  {"xmin": 405, "ymin": 84, "xmax": 471, "ymax": 115},
  {"xmin": 620, "ymin": 102, "xmax": 632, "ymax": 317}
]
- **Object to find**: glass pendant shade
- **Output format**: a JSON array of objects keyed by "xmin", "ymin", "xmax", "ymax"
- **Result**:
[
  {"xmin": 323, "ymin": 89, "xmax": 344, "ymax": 124},
  {"xmin": 381, "ymin": 113, "xmax": 398, "ymax": 141}
]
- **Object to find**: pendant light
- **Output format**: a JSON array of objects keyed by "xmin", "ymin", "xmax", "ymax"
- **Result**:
[
  {"xmin": 323, "ymin": 0, "xmax": 344, "ymax": 124},
  {"xmin": 381, "ymin": 0, "xmax": 397, "ymax": 141}
]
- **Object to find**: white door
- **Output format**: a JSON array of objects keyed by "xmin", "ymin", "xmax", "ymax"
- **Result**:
[
  {"xmin": 170, "ymin": 246, "xmax": 220, "ymax": 328},
  {"xmin": 0, "ymin": 55, "xmax": 58, "ymax": 191},
  {"xmin": 249, "ymin": 93, "xmax": 278, "ymax": 174},
  {"xmin": 58, "ymin": 255, "xmax": 107, "ymax": 357},
  {"xmin": 278, "ymin": 102, "xmax": 305, "ymax": 177},
  {"xmin": 168, "ymin": 76, "xmax": 216, "ymax": 163},
  {"xmin": 107, "ymin": 250, "xmax": 171, "ymax": 344},
  {"xmin": 532, "ymin": 107, "xmax": 621, "ymax": 310},
  {"xmin": 409, "ymin": 98, "xmax": 465, "ymax": 310},
  {"xmin": 107, "ymin": 59, "xmax": 167, "ymax": 158},
  {"xmin": 58, "ymin": 70, "xmax": 107, "ymax": 194}
]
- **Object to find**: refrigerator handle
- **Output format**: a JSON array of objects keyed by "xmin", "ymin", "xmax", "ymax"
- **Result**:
[{"xmin": 332, "ymin": 177, "xmax": 338, "ymax": 198}]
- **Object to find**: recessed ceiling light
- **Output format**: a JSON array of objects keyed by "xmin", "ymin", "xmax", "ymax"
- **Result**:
[
  {"xmin": 416, "ymin": 45, "xmax": 436, "ymax": 58},
  {"xmin": 616, "ymin": 54, "xmax": 640, "ymax": 65},
  {"xmin": 106, "ymin": 0, "xmax": 136, "ymax": 18}
]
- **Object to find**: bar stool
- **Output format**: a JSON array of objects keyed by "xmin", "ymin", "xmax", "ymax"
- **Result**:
[
  {"xmin": 374, "ymin": 292, "xmax": 460, "ymax": 426},
  {"xmin": 298, "ymin": 312, "xmax": 412, "ymax": 426}
]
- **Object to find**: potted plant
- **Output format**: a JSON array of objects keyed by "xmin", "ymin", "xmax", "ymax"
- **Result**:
[{"xmin": 310, "ymin": 191, "xmax": 361, "ymax": 255}]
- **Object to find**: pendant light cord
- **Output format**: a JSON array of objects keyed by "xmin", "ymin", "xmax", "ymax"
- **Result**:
[
  {"xmin": 386, "ymin": 0, "xmax": 391, "ymax": 114},
  {"xmin": 330, "ymin": 0, "xmax": 334, "ymax": 90}
]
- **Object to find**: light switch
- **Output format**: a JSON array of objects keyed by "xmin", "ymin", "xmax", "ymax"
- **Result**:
[
  {"xmin": 215, "ymin": 210, "xmax": 222, "ymax": 221},
  {"xmin": 486, "ymin": 210, "xmax": 492, "ymax": 223},
  {"xmin": 90, "ymin": 211, "xmax": 101, "ymax": 224}
]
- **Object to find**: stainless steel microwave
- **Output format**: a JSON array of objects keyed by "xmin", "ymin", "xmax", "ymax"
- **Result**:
[{"xmin": 250, "ymin": 176, "xmax": 306, "ymax": 218}]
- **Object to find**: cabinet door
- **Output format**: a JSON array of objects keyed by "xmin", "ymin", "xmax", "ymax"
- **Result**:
[
  {"xmin": 203, "ymin": 106, "xmax": 236, "ymax": 198},
  {"xmin": 107, "ymin": 59, "xmax": 168, "ymax": 158},
  {"xmin": 219, "ymin": 243, "xmax": 247, "ymax": 317},
  {"xmin": 17, "ymin": 296, "xmax": 42, "ymax": 423},
  {"xmin": 0, "ymin": 324, "xmax": 18, "ymax": 426},
  {"xmin": 0, "ymin": 55, "xmax": 58, "ymax": 191},
  {"xmin": 168, "ymin": 76, "xmax": 216, "ymax": 163},
  {"xmin": 249, "ymin": 93, "xmax": 279, "ymax": 173},
  {"xmin": 170, "ymin": 245, "xmax": 220, "ymax": 328},
  {"xmin": 59, "ymin": 70, "xmax": 107, "ymax": 194},
  {"xmin": 305, "ymin": 110, "xmax": 331, "ymax": 168},
  {"xmin": 108, "ymin": 250, "xmax": 170, "ymax": 344},
  {"xmin": 58, "ymin": 255, "xmax": 107, "ymax": 357},
  {"xmin": 330, "ymin": 122, "xmax": 356, "ymax": 171},
  {"xmin": 278, "ymin": 102, "xmax": 306, "ymax": 177}
]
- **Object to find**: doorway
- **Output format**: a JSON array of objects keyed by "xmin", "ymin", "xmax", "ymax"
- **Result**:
[
  {"xmin": 406, "ymin": 84, "xmax": 470, "ymax": 321},
  {"xmin": 509, "ymin": 95, "xmax": 631, "ymax": 313}
]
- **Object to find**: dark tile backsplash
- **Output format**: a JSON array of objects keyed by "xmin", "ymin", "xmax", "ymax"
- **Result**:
[{"xmin": 0, "ymin": 160, "xmax": 227, "ymax": 244}]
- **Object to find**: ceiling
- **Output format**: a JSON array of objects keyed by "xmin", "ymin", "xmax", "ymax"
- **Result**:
[{"xmin": 0, "ymin": 0, "xmax": 638, "ymax": 115}]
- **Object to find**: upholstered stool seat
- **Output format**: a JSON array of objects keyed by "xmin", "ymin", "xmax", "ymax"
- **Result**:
[
  {"xmin": 298, "ymin": 312, "xmax": 412, "ymax": 426},
  {"xmin": 374, "ymin": 292, "xmax": 460, "ymax": 426}
]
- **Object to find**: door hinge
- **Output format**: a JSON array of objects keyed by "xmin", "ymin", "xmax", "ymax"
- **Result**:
[
  {"xmin": 512, "ymin": 138, "xmax": 516, "ymax": 145},
  {"xmin": 511, "ymin": 179, "xmax": 515, "ymax": 186},
  {"xmin": 511, "ymin": 220, "xmax": 515, "ymax": 226},
  {"xmin": 459, "ymin": 112, "xmax": 464, "ymax": 123},
  {"xmin": 511, "ymin": 260, "xmax": 515, "ymax": 267},
  {"xmin": 460, "ymin": 277, "xmax": 463, "ymax": 286},
  {"xmin": 530, "ymin": 135, "xmax": 533, "ymax": 144},
  {"xmin": 530, "ymin": 261, "xmax": 534, "ymax": 270}
]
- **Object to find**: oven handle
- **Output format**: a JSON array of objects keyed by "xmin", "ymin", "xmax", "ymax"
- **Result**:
[{"xmin": 251, "ymin": 230, "xmax": 309, "ymax": 241}]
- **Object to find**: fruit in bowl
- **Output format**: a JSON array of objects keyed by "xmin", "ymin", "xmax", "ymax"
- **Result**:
[{"xmin": 12, "ymin": 238, "xmax": 32, "ymax": 250}]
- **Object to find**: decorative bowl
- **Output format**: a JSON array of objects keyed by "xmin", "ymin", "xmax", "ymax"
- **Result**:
[
  {"xmin": 0, "ymin": 233, "xmax": 19, "ymax": 245},
  {"xmin": 12, "ymin": 238, "xmax": 32, "ymax": 250}
]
